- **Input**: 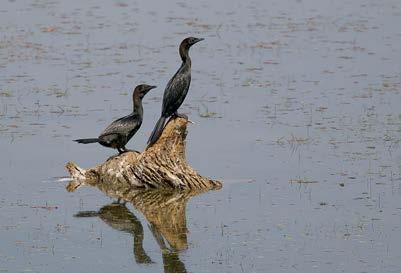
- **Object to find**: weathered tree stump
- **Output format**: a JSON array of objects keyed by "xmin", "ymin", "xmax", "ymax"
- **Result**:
[{"xmin": 65, "ymin": 117, "xmax": 222, "ymax": 192}]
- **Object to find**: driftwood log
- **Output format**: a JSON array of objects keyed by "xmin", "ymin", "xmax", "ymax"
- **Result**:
[{"xmin": 65, "ymin": 117, "xmax": 222, "ymax": 192}]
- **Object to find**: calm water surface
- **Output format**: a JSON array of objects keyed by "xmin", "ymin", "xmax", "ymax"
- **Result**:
[{"xmin": 1, "ymin": 0, "xmax": 401, "ymax": 272}]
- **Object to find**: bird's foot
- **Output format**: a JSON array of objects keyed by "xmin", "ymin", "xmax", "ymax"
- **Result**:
[
  {"xmin": 119, "ymin": 147, "xmax": 139, "ymax": 154},
  {"xmin": 122, "ymin": 149, "xmax": 140, "ymax": 154},
  {"xmin": 172, "ymin": 112, "xmax": 195, "ymax": 124},
  {"xmin": 173, "ymin": 112, "xmax": 188, "ymax": 119}
]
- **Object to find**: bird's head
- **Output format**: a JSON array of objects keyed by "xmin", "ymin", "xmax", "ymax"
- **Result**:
[
  {"xmin": 134, "ymin": 84, "xmax": 157, "ymax": 99},
  {"xmin": 180, "ymin": 37, "xmax": 204, "ymax": 50}
]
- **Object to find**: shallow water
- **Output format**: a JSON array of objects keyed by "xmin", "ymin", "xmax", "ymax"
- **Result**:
[{"xmin": 1, "ymin": 0, "xmax": 401, "ymax": 272}]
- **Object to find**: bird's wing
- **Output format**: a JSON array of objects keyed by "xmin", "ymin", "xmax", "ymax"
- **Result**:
[
  {"xmin": 162, "ymin": 67, "xmax": 191, "ymax": 116},
  {"xmin": 100, "ymin": 114, "xmax": 140, "ymax": 138}
]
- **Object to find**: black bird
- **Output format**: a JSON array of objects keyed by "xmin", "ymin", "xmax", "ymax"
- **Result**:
[
  {"xmin": 147, "ymin": 37, "xmax": 204, "ymax": 146},
  {"xmin": 74, "ymin": 84, "xmax": 156, "ymax": 154}
]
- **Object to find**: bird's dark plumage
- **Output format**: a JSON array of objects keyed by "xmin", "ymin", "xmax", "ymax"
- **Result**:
[
  {"xmin": 147, "ymin": 37, "xmax": 203, "ymax": 146},
  {"xmin": 74, "ymin": 138, "xmax": 99, "ymax": 144},
  {"xmin": 74, "ymin": 84, "xmax": 156, "ymax": 154}
]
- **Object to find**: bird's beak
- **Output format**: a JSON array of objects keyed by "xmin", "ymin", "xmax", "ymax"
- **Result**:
[
  {"xmin": 148, "ymin": 85, "xmax": 157, "ymax": 91},
  {"xmin": 193, "ymin": 38, "xmax": 204, "ymax": 44}
]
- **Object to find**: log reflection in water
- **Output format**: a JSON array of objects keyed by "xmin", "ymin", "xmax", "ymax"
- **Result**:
[
  {"xmin": 91, "ymin": 174, "xmax": 215, "ymax": 249},
  {"xmin": 74, "ymin": 183, "xmax": 216, "ymax": 273}
]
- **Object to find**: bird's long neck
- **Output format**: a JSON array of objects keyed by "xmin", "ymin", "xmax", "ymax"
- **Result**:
[
  {"xmin": 133, "ymin": 95, "xmax": 143, "ymax": 118},
  {"xmin": 179, "ymin": 45, "xmax": 191, "ymax": 66}
]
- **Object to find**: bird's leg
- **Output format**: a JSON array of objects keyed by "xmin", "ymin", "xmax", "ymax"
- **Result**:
[
  {"xmin": 172, "ymin": 112, "xmax": 188, "ymax": 119},
  {"xmin": 120, "ymin": 146, "xmax": 140, "ymax": 153},
  {"xmin": 172, "ymin": 112, "xmax": 195, "ymax": 124},
  {"xmin": 117, "ymin": 147, "xmax": 124, "ymax": 154}
]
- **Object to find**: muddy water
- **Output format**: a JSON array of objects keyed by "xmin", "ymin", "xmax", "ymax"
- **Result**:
[{"xmin": 1, "ymin": 0, "xmax": 401, "ymax": 272}]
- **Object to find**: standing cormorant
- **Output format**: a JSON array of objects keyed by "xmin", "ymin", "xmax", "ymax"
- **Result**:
[
  {"xmin": 147, "ymin": 37, "xmax": 204, "ymax": 146},
  {"xmin": 74, "ymin": 84, "xmax": 156, "ymax": 154}
]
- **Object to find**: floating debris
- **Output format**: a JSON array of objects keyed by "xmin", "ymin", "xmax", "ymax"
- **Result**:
[{"xmin": 289, "ymin": 179, "xmax": 318, "ymax": 184}]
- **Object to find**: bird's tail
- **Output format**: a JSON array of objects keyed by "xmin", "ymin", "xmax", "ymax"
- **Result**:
[
  {"xmin": 74, "ymin": 138, "xmax": 99, "ymax": 144},
  {"xmin": 147, "ymin": 116, "xmax": 166, "ymax": 147}
]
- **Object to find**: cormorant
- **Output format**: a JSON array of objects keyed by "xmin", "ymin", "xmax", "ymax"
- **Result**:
[
  {"xmin": 147, "ymin": 37, "xmax": 204, "ymax": 146},
  {"xmin": 74, "ymin": 84, "xmax": 156, "ymax": 154}
]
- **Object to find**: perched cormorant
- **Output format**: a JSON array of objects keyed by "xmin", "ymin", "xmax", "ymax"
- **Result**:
[
  {"xmin": 147, "ymin": 37, "xmax": 204, "ymax": 146},
  {"xmin": 74, "ymin": 84, "xmax": 156, "ymax": 154}
]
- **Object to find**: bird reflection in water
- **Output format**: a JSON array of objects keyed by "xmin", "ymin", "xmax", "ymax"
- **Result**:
[
  {"xmin": 74, "ymin": 188, "xmax": 207, "ymax": 273},
  {"xmin": 149, "ymin": 223, "xmax": 187, "ymax": 273},
  {"xmin": 75, "ymin": 203, "xmax": 153, "ymax": 264}
]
